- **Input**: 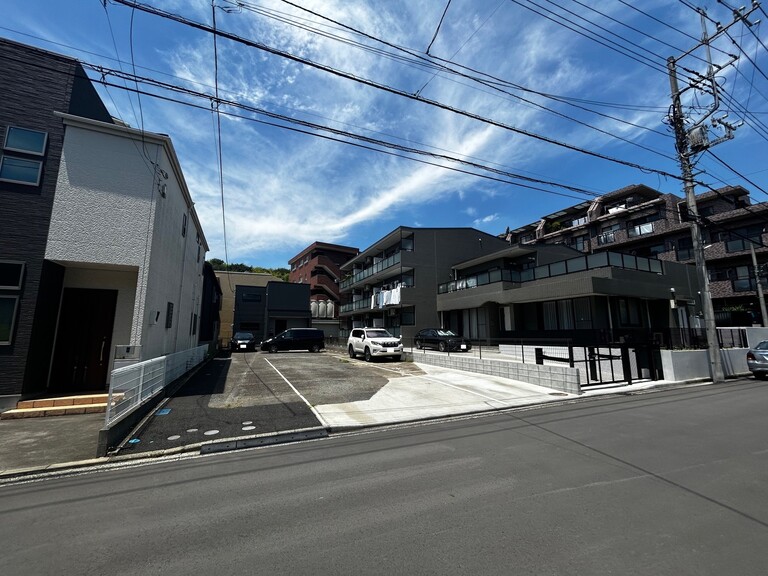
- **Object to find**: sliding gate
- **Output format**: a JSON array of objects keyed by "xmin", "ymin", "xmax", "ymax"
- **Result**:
[{"xmin": 535, "ymin": 344, "xmax": 662, "ymax": 388}]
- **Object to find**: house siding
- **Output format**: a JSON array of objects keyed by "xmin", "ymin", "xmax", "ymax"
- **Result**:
[{"xmin": 0, "ymin": 39, "xmax": 105, "ymax": 395}]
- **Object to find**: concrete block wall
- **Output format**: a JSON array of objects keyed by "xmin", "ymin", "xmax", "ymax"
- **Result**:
[
  {"xmin": 659, "ymin": 348, "xmax": 750, "ymax": 381},
  {"xmin": 406, "ymin": 352, "xmax": 582, "ymax": 394}
]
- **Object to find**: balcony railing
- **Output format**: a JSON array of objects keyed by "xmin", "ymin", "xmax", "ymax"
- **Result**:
[
  {"xmin": 597, "ymin": 231, "xmax": 616, "ymax": 245},
  {"xmin": 438, "ymin": 251, "xmax": 663, "ymax": 294},
  {"xmin": 340, "ymin": 252, "xmax": 401, "ymax": 290}
]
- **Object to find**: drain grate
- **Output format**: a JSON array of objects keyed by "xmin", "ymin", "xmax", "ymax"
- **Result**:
[{"xmin": 549, "ymin": 392, "xmax": 569, "ymax": 396}]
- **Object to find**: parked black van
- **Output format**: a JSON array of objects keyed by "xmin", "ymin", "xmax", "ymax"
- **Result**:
[{"xmin": 260, "ymin": 328, "xmax": 325, "ymax": 353}]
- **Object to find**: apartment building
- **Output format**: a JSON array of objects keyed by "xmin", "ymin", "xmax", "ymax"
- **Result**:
[
  {"xmin": 289, "ymin": 242, "xmax": 358, "ymax": 338},
  {"xmin": 338, "ymin": 227, "xmax": 509, "ymax": 342},
  {"xmin": 504, "ymin": 183, "xmax": 768, "ymax": 323}
]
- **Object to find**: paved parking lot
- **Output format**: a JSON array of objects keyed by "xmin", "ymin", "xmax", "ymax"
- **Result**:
[{"xmin": 124, "ymin": 350, "xmax": 428, "ymax": 452}]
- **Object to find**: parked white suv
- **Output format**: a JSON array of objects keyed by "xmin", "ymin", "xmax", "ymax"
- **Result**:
[{"xmin": 347, "ymin": 328, "xmax": 403, "ymax": 362}]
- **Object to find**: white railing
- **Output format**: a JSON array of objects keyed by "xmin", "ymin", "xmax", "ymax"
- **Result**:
[{"xmin": 105, "ymin": 345, "xmax": 208, "ymax": 426}]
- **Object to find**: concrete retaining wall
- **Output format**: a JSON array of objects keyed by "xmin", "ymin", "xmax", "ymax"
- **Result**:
[
  {"xmin": 659, "ymin": 348, "xmax": 750, "ymax": 382},
  {"xmin": 407, "ymin": 351, "xmax": 582, "ymax": 394}
]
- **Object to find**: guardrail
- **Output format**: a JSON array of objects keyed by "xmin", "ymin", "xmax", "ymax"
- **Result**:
[{"xmin": 105, "ymin": 345, "xmax": 208, "ymax": 426}]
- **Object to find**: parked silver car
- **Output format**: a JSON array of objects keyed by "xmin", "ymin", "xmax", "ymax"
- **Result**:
[{"xmin": 746, "ymin": 340, "xmax": 768, "ymax": 379}]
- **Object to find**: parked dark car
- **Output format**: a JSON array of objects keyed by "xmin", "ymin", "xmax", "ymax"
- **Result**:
[
  {"xmin": 260, "ymin": 328, "xmax": 325, "ymax": 353},
  {"xmin": 746, "ymin": 340, "xmax": 768, "ymax": 378},
  {"xmin": 414, "ymin": 328, "xmax": 472, "ymax": 352},
  {"xmin": 230, "ymin": 331, "xmax": 257, "ymax": 352}
]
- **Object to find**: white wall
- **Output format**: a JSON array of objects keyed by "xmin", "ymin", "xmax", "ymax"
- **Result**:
[{"xmin": 47, "ymin": 115, "xmax": 205, "ymax": 362}]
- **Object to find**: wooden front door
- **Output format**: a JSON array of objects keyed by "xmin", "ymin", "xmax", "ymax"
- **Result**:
[{"xmin": 50, "ymin": 288, "xmax": 117, "ymax": 393}]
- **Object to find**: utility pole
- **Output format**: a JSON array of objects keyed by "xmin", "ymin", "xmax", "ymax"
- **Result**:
[
  {"xmin": 750, "ymin": 244, "xmax": 768, "ymax": 326},
  {"xmin": 665, "ymin": 4, "xmax": 758, "ymax": 383},
  {"xmin": 668, "ymin": 55, "xmax": 723, "ymax": 383}
]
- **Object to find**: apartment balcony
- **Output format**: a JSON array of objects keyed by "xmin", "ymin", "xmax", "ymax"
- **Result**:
[
  {"xmin": 339, "ymin": 285, "xmax": 411, "ymax": 315},
  {"xmin": 340, "ymin": 251, "xmax": 404, "ymax": 290},
  {"xmin": 438, "ymin": 251, "xmax": 664, "ymax": 295}
]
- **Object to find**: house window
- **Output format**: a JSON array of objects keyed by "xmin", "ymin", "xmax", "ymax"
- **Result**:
[
  {"xmin": 1, "ymin": 127, "xmax": 47, "ymax": 186},
  {"xmin": 0, "ymin": 295, "xmax": 19, "ymax": 345},
  {"xmin": 166, "ymin": 302, "xmax": 174, "ymax": 329},
  {"xmin": 4, "ymin": 127, "xmax": 47, "ymax": 155},
  {"xmin": 0, "ymin": 261, "xmax": 25, "ymax": 290},
  {"xmin": 0, "ymin": 156, "xmax": 43, "ymax": 185}
]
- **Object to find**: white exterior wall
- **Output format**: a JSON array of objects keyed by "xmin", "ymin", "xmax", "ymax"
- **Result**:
[
  {"xmin": 46, "ymin": 115, "xmax": 206, "ymax": 362},
  {"xmin": 142, "ymin": 147, "xmax": 205, "ymax": 356}
]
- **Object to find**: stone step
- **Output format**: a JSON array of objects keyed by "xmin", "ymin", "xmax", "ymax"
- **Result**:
[
  {"xmin": 0, "ymin": 393, "xmax": 124, "ymax": 419},
  {"xmin": 16, "ymin": 394, "xmax": 113, "ymax": 410},
  {"xmin": 0, "ymin": 403, "xmax": 108, "ymax": 419}
]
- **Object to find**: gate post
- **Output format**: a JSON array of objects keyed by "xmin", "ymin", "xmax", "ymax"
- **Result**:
[
  {"xmin": 621, "ymin": 345, "xmax": 632, "ymax": 385},
  {"xmin": 588, "ymin": 347, "xmax": 598, "ymax": 381}
]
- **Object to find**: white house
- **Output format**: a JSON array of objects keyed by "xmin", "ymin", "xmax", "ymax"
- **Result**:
[{"xmin": 43, "ymin": 113, "xmax": 208, "ymax": 394}]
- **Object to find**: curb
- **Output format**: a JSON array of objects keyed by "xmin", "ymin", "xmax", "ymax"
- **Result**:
[{"xmin": 0, "ymin": 426, "xmax": 329, "ymax": 482}]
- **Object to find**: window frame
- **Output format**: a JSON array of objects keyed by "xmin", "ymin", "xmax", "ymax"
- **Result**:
[
  {"xmin": 0, "ymin": 261, "xmax": 25, "ymax": 290},
  {"xmin": 0, "ymin": 154, "xmax": 43, "ymax": 186},
  {"xmin": 4, "ymin": 126, "xmax": 48, "ymax": 156},
  {"xmin": 0, "ymin": 295, "xmax": 20, "ymax": 345}
]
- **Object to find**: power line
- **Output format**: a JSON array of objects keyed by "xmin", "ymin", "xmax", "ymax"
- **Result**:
[
  {"xmin": 107, "ymin": 0, "xmax": 687, "ymax": 182},
  {"xmin": 426, "ymin": 0, "xmax": 452, "ymax": 55}
]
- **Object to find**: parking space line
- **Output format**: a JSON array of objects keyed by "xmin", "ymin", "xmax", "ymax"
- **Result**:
[{"xmin": 264, "ymin": 358, "xmax": 329, "ymax": 428}]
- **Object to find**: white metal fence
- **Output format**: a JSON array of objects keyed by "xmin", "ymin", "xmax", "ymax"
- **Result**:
[{"xmin": 105, "ymin": 345, "xmax": 208, "ymax": 426}]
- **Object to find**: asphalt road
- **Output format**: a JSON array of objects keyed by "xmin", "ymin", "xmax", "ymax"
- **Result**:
[{"xmin": 2, "ymin": 379, "xmax": 767, "ymax": 575}]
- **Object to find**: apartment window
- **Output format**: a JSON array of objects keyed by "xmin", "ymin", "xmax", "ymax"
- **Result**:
[
  {"xmin": 0, "ymin": 127, "xmax": 47, "ymax": 186},
  {"xmin": 628, "ymin": 222, "xmax": 654, "ymax": 237},
  {"xmin": 400, "ymin": 306, "xmax": 415, "ymax": 325},
  {"xmin": 401, "ymin": 236, "xmax": 414, "ymax": 251},
  {"xmin": 181, "ymin": 214, "xmax": 187, "ymax": 237},
  {"xmin": 725, "ymin": 225, "xmax": 763, "ymax": 253},
  {"xmin": 597, "ymin": 223, "xmax": 620, "ymax": 246},
  {"xmin": 196, "ymin": 245, "xmax": 201, "ymax": 263},
  {"xmin": 676, "ymin": 236, "xmax": 694, "ymax": 260},
  {"xmin": 0, "ymin": 295, "xmax": 19, "ymax": 345},
  {"xmin": 572, "ymin": 235, "xmax": 588, "ymax": 251},
  {"xmin": 618, "ymin": 297, "xmax": 642, "ymax": 327},
  {"xmin": 571, "ymin": 216, "xmax": 588, "ymax": 227}
]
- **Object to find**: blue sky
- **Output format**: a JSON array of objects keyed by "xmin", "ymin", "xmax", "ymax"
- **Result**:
[{"xmin": 3, "ymin": 0, "xmax": 766, "ymax": 268}]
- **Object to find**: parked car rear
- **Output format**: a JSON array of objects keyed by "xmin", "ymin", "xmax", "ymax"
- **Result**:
[
  {"xmin": 260, "ymin": 328, "xmax": 325, "ymax": 353},
  {"xmin": 746, "ymin": 340, "xmax": 768, "ymax": 379}
]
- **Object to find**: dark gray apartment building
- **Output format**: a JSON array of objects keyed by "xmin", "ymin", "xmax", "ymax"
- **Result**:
[
  {"xmin": 0, "ymin": 38, "xmax": 114, "ymax": 397},
  {"xmin": 503, "ymin": 183, "xmax": 768, "ymax": 324},
  {"xmin": 338, "ymin": 227, "xmax": 510, "ymax": 342}
]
